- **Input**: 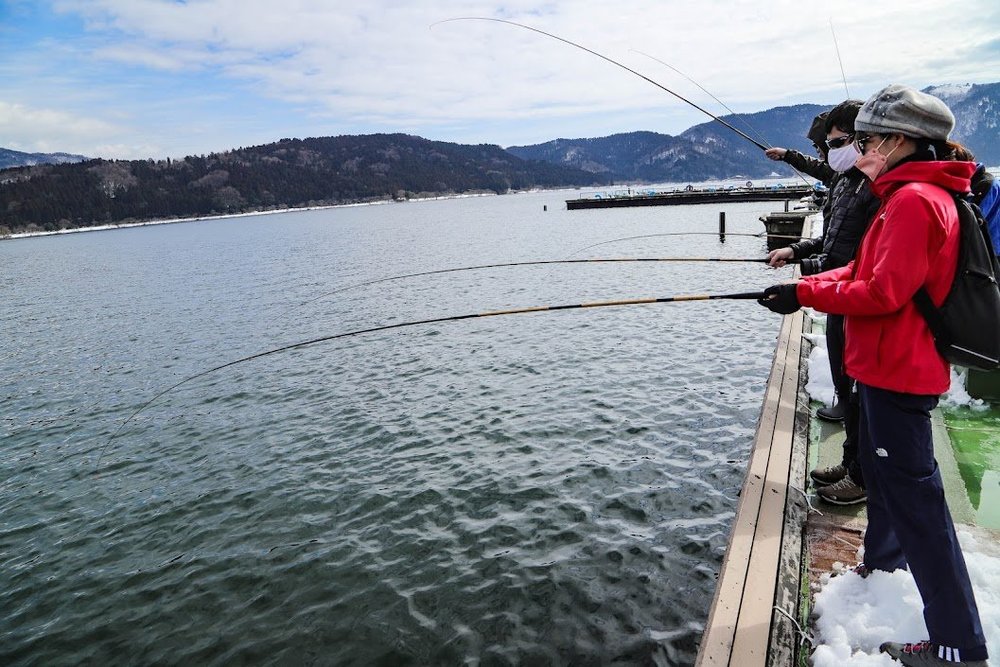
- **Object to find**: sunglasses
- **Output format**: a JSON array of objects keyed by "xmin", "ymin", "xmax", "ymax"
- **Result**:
[
  {"xmin": 825, "ymin": 133, "xmax": 855, "ymax": 150},
  {"xmin": 854, "ymin": 133, "xmax": 880, "ymax": 154}
]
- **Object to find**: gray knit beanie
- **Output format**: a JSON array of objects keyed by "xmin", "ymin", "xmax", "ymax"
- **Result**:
[{"xmin": 854, "ymin": 84, "xmax": 955, "ymax": 140}]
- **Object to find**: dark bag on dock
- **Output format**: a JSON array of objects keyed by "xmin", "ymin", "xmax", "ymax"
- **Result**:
[{"xmin": 914, "ymin": 193, "xmax": 1000, "ymax": 370}]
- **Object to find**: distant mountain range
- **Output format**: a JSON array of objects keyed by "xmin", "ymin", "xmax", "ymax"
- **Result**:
[
  {"xmin": 0, "ymin": 147, "xmax": 87, "ymax": 169},
  {"xmin": 2, "ymin": 82, "xmax": 997, "ymax": 234},
  {"xmin": 507, "ymin": 83, "xmax": 1000, "ymax": 181}
]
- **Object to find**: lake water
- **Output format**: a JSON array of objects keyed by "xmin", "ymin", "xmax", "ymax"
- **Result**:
[{"xmin": 1, "ymin": 190, "xmax": 788, "ymax": 665}]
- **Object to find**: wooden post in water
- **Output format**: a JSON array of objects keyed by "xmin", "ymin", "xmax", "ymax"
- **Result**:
[
  {"xmin": 719, "ymin": 211, "xmax": 726, "ymax": 242},
  {"xmin": 784, "ymin": 199, "xmax": 789, "ymax": 212}
]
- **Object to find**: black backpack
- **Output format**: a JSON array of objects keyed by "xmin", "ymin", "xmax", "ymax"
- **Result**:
[{"xmin": 914, "ymin": 191, "xmax": 1000, "ymax": 370}]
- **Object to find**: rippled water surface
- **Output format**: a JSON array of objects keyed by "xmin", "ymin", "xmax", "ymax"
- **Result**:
[{"xmin": 2, "ymin": 191, "xmax": 787, "ymax": 665}]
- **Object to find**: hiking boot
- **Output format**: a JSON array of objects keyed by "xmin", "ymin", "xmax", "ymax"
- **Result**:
[
  {"xmin": 816, "ymin": 475, "xmax": 867, "ymax": 505},
  {"xmin": 816, "ymin": 403, "xmax": 845, "ymax": 422},
  {"xmin": 831, "ymin": 562, "xmax": 872, "ymax": 579},
  {"xmin": 880, "ymin": 640, "xmax": 988, "ymax": 666},
  {"xmin": 810, "ymin": 463, "xmax": 848, "ymax": 486},
  {"xmin": 852, "ymin": 563, "xmax": 871, "ymax": 578}
]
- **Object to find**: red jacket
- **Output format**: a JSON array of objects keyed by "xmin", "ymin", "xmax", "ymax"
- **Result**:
[{"xmin": 796, "ymin": 160, "xmax": 976, "ymax": 395}]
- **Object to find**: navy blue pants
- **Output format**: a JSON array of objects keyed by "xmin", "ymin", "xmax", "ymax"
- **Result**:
[{"xmin": 858, "ymin": 383, "xmax": 988, "ymax": 660}]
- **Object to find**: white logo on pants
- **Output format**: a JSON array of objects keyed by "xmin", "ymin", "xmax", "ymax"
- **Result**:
[{"xmin": 875, "ymin": 448, "xmax": 889, "ymax": 457}]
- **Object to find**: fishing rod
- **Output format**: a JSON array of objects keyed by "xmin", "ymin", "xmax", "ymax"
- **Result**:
[
  {"xmin": 288, "ymin": 255, "xmax": 789, "ymax": 313},
  {"xmin": 97, "ymin": 289, "xmax": 766, "ymax": 467},
  {"xmin": 431, "ymin": 17, "xmax": 770, "ymax": 151},
  {"xmin": 629, "ymin": 49, "xmax": 771, "ymax": 149},
  {"xmin": 566, "ymin": 232, "xmax": 806, "ymax": 258},
  {"xmin": 829, "ymin": 19, "xmax": 850, "ymax": 98}
]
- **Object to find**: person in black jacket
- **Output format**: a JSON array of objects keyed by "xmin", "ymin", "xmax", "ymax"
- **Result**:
[
  {"xmin": 765, "ymin": 111, "xmax": 836, "ymax": 187},
  {"xmin": 764, "ymin": 100, "xmax": 881, "ymax": 505}
]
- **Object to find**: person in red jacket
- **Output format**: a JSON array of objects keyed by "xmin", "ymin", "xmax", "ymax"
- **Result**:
[{"xmin": 759, "ymin": 84, "xmax": 988, "ymax": 667}]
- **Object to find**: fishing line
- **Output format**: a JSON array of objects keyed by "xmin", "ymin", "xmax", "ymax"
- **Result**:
[
  {"xmin": 628, "ymin": 49, "xmax": 771, "ymax": 148},
  {"xmin": 97, "ymin": 289, "xmax": 766, "ymax": 468},
  {"xmin": 431, "ymin": 17, "xmax": 770, "ymax": 151},
  {"xmin": 286, "ymin": 255, "xmax": 785, "ymax": 314},
  {"xmin": 629, "ymin": 48, "xmax": 815, "ymax": 189}
]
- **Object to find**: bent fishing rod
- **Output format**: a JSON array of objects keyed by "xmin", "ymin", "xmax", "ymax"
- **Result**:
[
  {"xmin": 288, "ymin": 254, "xmax": 792, "ymax": 313},
  {"xmin": 432, "ymin": 17, "xmax": 769, "ymax": 151},
  {"xmin": 566, "ymin": 232, "xmax": 805, "ymax": 258},
  {"xmin": 98, "ymin": 289, "xmax": 766, "ymax": 468}
]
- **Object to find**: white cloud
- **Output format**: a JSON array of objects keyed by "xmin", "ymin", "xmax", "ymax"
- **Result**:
[
  {"xmin": 0, "ymin": 101, "xmax": 153, "ymax": 158},
  {"xmin": 9, "ymin": 0, "xmax": 1000, "ymax": 157}
]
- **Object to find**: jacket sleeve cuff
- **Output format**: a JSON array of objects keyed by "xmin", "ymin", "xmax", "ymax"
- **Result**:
[{"xmin": 795, "ymin": 281, "xmax": 811, "ymax": 307}]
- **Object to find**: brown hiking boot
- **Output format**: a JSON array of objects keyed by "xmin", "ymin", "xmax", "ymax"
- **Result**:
[
  {"xmin": 816, "ymin": 475, "xmax": 867, "ymax": 505},
  {"xmin": 809, "ymin": 463, "xmax": 848, "ymax": 486}
]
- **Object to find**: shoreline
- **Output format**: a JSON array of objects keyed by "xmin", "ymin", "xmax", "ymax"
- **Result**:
[
  {"xmin": 0, "ymin": 175, "xmax": 811, "ymax": 243},
  {"xmin": 0, "ymin": 190, "xmax": 508, "ymax": 241}
]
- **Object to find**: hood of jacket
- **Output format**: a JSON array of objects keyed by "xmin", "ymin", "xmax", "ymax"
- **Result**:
[{"xmin": 871, "ymin": 159, "xmax": 976, "ymax": 199}]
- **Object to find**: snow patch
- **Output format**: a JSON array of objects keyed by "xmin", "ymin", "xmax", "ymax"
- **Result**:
[
  {"xmin": 927, "ymin": 83, "xmax": 974, "ymax": 102},
  {"xmin": 810, "ymin": 527, "xmax": 1000, "ymax": 665},
  {"xmin": 803, "ymin": 323, "xmax": 835, "ymax": 408},
  {"xmin": 942, "ymin": 367, "xmax": 989, "ymax": 410}
]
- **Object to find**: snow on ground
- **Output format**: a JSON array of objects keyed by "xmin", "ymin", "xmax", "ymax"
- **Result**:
[{"xmin": 810, "ymin": 528, "xmax": 1000, "ymax": 666}]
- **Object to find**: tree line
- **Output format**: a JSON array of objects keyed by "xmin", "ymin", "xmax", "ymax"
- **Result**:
[{"xmin": 0, "ymin": 134, "xmax": 611, "ymax": 235}]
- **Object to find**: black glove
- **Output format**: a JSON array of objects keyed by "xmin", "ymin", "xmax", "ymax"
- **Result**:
[{"xmin": 758, "ymin": 283, "xmax": 801, "ymax": 314}]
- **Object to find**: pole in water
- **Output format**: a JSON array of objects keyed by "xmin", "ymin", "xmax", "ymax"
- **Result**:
[
  {"xmin": 719, "ymin": 212, "xmax": 726, "ymax": 242},
  {"xmin": 98, "ymin": 289, "xmax": 767, "ymax": 468},
  {"xmin": 431, "ymin": 17, "xmax": 770, "ymax": 151}
]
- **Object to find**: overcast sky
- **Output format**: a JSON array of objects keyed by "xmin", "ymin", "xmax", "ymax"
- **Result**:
[{"xmin": 2, "ymin": 0, "xmax": 998, "ymax": 160}]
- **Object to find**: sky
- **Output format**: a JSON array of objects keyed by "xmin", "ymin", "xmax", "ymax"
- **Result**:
[{"xmin": 1, "ymin": 0, "xmax": 999, "ymax": 161}]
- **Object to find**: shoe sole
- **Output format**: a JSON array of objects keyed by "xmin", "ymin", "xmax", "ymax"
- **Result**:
[
  {"xmin": 810, "ymin": 476, "xmax": 846, "ymax": 486},
  {"xmin": 816, "ymin": 414, "xmax": 845, "ymax": 422},
  {"xmin": 818, "ymin": 495, "xmax": 867, "ymax": 506}
]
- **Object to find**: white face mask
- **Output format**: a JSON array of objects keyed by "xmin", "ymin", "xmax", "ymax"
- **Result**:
[{"xmin": 827, "ymin": 142, "xmax": 860, "ymax": 172}]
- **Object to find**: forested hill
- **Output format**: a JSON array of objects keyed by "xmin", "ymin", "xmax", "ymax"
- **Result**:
[
  {"xmin": 0, "ymin": 147, "xmax": 87, "ymax": 169},
  {"xmin": 0, "ymin": 134, "xmax": 611, "ymax": 235}
]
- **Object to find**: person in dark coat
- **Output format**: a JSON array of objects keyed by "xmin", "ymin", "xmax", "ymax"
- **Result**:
[
  {"xmin": 765, "ymin": 111, "xmax": 835, "ymax": 187},
  {"xmin": 764, "ymin": 100, "xmax": 881, "ymax": 506}
]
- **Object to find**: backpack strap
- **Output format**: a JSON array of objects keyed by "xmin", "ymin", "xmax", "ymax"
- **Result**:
[
  {"xmin": 913, "ymin": 286, "xmax": 951, "ymax": 347},
  {"xmin": 911, "ymin": 187, "xmax": 964, "ymax": 347}
]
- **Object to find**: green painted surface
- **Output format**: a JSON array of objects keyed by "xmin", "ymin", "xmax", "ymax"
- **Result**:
[{"xmin": 941, "ymin": 405, "xmax": 1000, "ymax": 528}]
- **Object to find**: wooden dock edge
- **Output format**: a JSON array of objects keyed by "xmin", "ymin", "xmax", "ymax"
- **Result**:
[{"xmin": 695, "ymin": 308, "xmax": 811, "ymax": 666}]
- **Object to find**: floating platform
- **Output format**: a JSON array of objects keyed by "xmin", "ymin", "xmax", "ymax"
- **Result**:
[{"xmin": 565, "ymin": 184, "xmax": 818, "ymax": 210}]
